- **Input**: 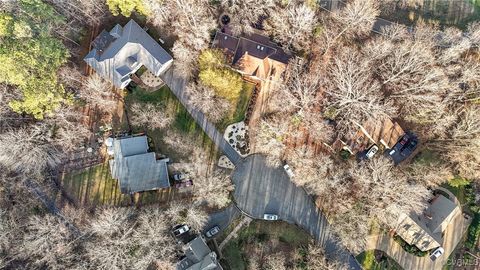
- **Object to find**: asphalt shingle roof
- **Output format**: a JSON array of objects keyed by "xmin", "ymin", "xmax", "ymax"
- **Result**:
[
  {"xmin": 84, "ymin": 19, "xmax": 173, "ymax": 88},
  {"xmin": 109, "ymin": 136, "xmax": 170, "ymax": 194}
]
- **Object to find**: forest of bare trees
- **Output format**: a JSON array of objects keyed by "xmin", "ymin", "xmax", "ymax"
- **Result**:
[{"xmin": 1, "ymin": 0, "xmax": 480, "ymax": 268}]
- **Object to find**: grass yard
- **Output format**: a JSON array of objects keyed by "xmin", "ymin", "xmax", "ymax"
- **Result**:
[
  {"xmin": 221, "ymin": 220, "xmax": 312, "ymax": 270},
  {"xmin": 217, "ymin": 82, "xmax": 255, "ymax": 131},
  {"xmin": 125, "ymin": 85, "xmax": 216, "ymax": 161},
  {"xmin": 61, "ymin": 163, "xmax": 175, "ymax": 207},
  {"xmin": 356, "ymin": 250, "xmax": 403, "ymax": 270}
]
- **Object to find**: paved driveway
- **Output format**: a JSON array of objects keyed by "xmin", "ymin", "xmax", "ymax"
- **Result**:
[
  {"xmin": 232, "ymin": 154, "xmax": 362, "ymax": 269},
  {"xmin": 365, "ymin": 201, "xmax": 471, "ymax": 270},
  {"xmin": 161, "ymin": 68, "xmax": 361, "ymax": 269},
  {"xmin": 202, "ymin": 205, "xmax": 241, "ymax": 235}
]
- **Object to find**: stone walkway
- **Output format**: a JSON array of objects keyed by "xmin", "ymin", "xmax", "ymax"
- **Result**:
[{"xmin": 219, "ymin": 215, "xmax": 252, "ymax": 250}]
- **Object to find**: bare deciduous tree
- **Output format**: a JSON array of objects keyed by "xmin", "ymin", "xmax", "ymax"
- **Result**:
[
  {"xmin": 86, "ymin": 207, "xmax": 136, "ymax": 270},
  {"xmin": 132, "ymin": 208, "xmax": 175, "ymax": 269},
  {"xmin": 81, "ymin": 74, "xmax": 117, "ymax": 112},
  {"xmin": 325, "ymin": 49, "xmax": 396, "ymax": 131},
  {"xmin": 433, "ymin": 106, "xmax": 480, "ymax": 180},
  {"xmin": 221, "ymin": 0, "xmax": 275, "ymax": 35},
  {"xmin": 322, "ymin": 0, "xmax": 379, "ymax": 53},
  {"xmin": 172, "ymin": 145, "xmax": 235, "ymax": 209},
  {"xmin": 186, "ymin": 82, "xmax": 231, "ymax": 123},
  {"xmin": 287, "ymin": 146, "xmax": 333, "ymax": 189},
  {"xmin": 305, "ymin": 244, "xmax": 346, "ymax": 270},
  {"xmin": 254, "ymin": 116, "xmax": 289, "ymax": 166},
  {"xmin": 267, "ymin": 2, "xmax": 317, "ymax": 51},
  {"xmin": 271, "ymin": 58, "xmax": 322, "ymax": 116},
  {"xmin": 18, "ymin": 214, "xmax": 76, "ymax": 269},
  {"xmin": 0, "ymin": 126, "xmax": 63, "ymax": 176},
  {"xmin": 145, "ymin": 0, "xmax": 215, "ymax": 77},
  {"xmin": 130, "ymin": 102, "xmax": 173, "ymax": 130}
]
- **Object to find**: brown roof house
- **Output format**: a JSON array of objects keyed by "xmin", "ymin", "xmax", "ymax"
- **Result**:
[
  {"xmin": 84, "ymin": 20, "xmax": 173, "ymax": 89},
  {"xmin": 394, "ymin": 195, "xmax": 461, "ymax": 251},
  {"xmin": 212, "ymin": 31, "xmax": 290, "ymax": 83},
  {"xmin": 333, "ymin": 119, "xmax": 405, "ymax": 154}
]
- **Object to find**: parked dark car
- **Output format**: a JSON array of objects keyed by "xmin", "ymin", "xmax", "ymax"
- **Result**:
[
  {"xmin": 175, "ymin": 179, "xmax": 193, "ymax": 189},
  {"xmin": 387, "ymin": 133, "xmax": 418, "ymax": 164}
]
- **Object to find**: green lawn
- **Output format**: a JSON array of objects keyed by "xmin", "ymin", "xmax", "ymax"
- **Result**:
[
  {"xmin": 125, "ymin": 85, "xmax": 216, "ymax": 161},
  {"xmin": 221, "ymin": 220, "xmax": 312, "ymax": 270},
  {"xmin": 356, "ymin": 250, "xmax": 403, "ymax": 270},
  {"xmin": 217, "ymin": 82, "xmax": 255, "ymax": 131},
  {"xmin": 61, "ymin": 163, "xmax": 130, "ymax": 206},
  {"xmin": 61, "ymin": 163, "xmax": 175, "ymax": 207}
]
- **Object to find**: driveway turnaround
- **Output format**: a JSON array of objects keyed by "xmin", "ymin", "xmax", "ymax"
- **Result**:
[
  {"xmin": 162, "ymin": 68, "xmax": 361, "ymax": 269},
  {"xmin": 232, "ymin": 154, "xmax": 362, "ymax": 269}
]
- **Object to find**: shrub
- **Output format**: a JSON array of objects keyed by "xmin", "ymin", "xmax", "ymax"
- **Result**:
[
  {"xmin": 198, "ymin": 49, "xmax": 243, "ymax": 102},
  {"xmin": 448, "ymin": 177, "xmax": 471, "ymax": 188}
]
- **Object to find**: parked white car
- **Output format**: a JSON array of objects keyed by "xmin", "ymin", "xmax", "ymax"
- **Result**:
[
  {"xmin": 366, "ymin": 145, "xmax": 379, "ymax": 159},
  {"xmin": 283, "ymin": 164, "xmax": 294, "ymax": 178},
  {"xmin": 263, "ymin": 214, "xmax": 278, "ymax": 221},
  {"xmin": 172, "ymin": 224, "xmax": 190, "ymax": 237},
  {"xmin": 429, "ymin": 247, "xmax": 444, "ymax": 261}
]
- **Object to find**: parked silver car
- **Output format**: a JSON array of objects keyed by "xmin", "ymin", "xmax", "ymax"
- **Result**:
[
  {"xmin": 263, "ymin": 214, "xmax": 278, "ymax": 221},
  {"xmin": 283, "ymin": 164, "xmax": 294, "ymax": 178},
  {"xmin": 205, "ymin": 226, "xmax": 220, "ymax": 238}
]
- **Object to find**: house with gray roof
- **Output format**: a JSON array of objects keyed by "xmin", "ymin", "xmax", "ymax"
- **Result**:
[
  {"xmin": 84, "ymin": 19, "xmax": 173, "ymax": 89},
  {"xmin": 394, "ymin": 194, "xmax": 461, "ymax": 251},
  {"xmin": 177, "ymin": 236, "xmax": 222, "ymax": 270},
  {"xmin": 109, "ymin": 135, "xmax": 170, "ymax": 194}
]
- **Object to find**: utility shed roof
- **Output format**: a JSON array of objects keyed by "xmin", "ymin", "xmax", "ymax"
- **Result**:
[{"xmin": 109, "ymin": 136, "xmax": 170, "ymax": 194}]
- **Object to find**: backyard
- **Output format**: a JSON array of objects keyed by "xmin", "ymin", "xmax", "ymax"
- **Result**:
[
  {"xmin": 380, "ymin": 0, "xmax": 480, "ymax": 29},
  {"xmin": 60, "ymin": 83, "xmax": 217, "ymax": 208},
  {"xmin": 220, "ymin": 220, "xmax": 312, "ymax": 270},
  {"xmin": 60, "ymin": 162, "xmax": 176, "ymax": 207}
]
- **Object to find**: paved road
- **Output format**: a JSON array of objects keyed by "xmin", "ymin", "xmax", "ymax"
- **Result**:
[
  {"xmin": 160, "ymin": 68, "xmax": 242, "ymax": 165},
  {"xmin": 232, "ymin": 154, "xmax": 362, "ymax": 269}
]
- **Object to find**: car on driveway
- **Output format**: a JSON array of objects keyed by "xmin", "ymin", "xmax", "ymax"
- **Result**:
[
  {"xmin": 429, "ymin": 247, "xmax": 444, "ymax": 261},
  {"xmin": 283, "ymin": 164, "xmax": 294, "ymax": 178},
  {"xmin": 173, "ymin": 172, "xmax": 187, "ymax": 181},
  {"xmin": 175, "ymin": 179, "xmax": 193, "ymax": 189},
  {"xmin": 172, "ymin": 224, "xmax": 190, "ymax": 237},
  {"xmin": 205, "ymin": 225, "xmax": 220, "ymax": 238},
  {"xmin": 264, "ymin": 214, "xmax": 278, "ymax": 221},
  {"xmin": 365, "ymin": 145, "xmax": 379, "ymax": 159},
  {"xmin": 388, "ymin": 133, "xmax": 418, "ymax": 164}
]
